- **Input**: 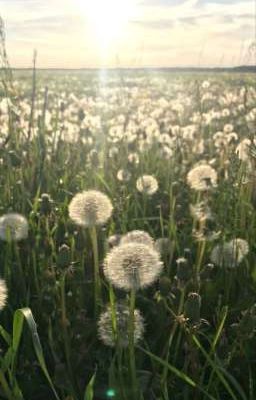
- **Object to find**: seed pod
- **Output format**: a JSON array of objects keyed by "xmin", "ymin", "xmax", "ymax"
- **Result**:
[
  {"xmin": 176, "ymin": 257, "xmax": 192, "ymax": 282},
  {"xmin": 184, "ymin": 292, "xmax": 201, "ymax": 324},
  {"xmin": 39, "ymin": 193, "xmax": 53, "ymax": 215},
  {"xmin": 57, "ymin": 244, "xmax": 71, "ymax": 269},
  {"xmin": 159, "ymin": 276, "xmax": 172, "ymax": 296}
]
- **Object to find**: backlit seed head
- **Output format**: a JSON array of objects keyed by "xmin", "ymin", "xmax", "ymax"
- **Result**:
[
  {"xmin": 210, "ymin": 238, "xmax": 249, "ymax": 267},
  {"xmin": 98, "ymin": 303, "xmax": 144, "ymax": 347},
  {"xmin": 0, "ymin": 213, "xmax": 28, "ymax": 241},
  {"xmin": 136, "ymin": 175, "xmax": 158, "ymax": 195},
  {"xmin": 104, "ymin": 242, "xmax": 163, "ymax": 291},
  {"xmin": 0, "ymin": 279, "xmax": 7, "ymax": 311},
  {"xmin": 107, "ymin": 234, "xmax": 122, "ymax": 248},
  {"xmin": 68, "ymin": 190, "xmax": 113, "ymax": 227},
  {"xmin": 121, "ymin": 230, "xmax": 154, "ymax": 248},
  {"xmin": 187, "ymin": 164, "xmax": 217, "ymax": 191},
  {"xmin": 117, "ymin": 169, "xmax": 131, "ymax": 182}
]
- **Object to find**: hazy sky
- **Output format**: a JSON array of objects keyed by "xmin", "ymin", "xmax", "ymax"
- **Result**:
[{"xmin": 0, "ymin": 0, "xmax": 255, "ymax": 68}]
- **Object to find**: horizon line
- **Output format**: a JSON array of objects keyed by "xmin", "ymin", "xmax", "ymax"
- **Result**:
[{"xmin": 6, "ymin": 64, "xmax": 256, "ymax": 71}]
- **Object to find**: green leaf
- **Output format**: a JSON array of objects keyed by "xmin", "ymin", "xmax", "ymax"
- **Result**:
[
  {"xmin": 192, "ymin": 335, "xmax": 241, "ymax": 400},
  {"xmin": 84, "ymin": 371, "xmax": 96, "ymax": 400},
  {"xmin": 137, "ymin": 345, "xmax": 216, "ymax": 400},
  {"xmin": 13, "ymin": 308, "xmax": 61, "ymax": 400}
]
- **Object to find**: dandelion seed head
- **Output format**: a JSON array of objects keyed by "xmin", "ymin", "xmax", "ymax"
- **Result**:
[
  {"xmin": 117, "ymin": 169, "xmax": 131, "ymax": 182},
  {"xmin": 121, "ymin": 230, "xmax": 154, "ymax": 248},
  {"xmin": 98, "ymin": 303, "xmax": 144, "ymax": 347},
  {"xmin": 0, "ymin": 213, "xmax": 28, "ymax": 241},
  {"xmin": 68, "ymin": 190, "xmax": 113, "ymax": 227},
  {"xmin": 210, "ymin": 238, "xmax": 249, "ymax": 267},
  {"xmin": 0, "ymin": 279, "xmax": 7, "ymax": 311},
  {"xmin": 104, "ymin": 242, "xmax": 163, "ymax": 290},
  {"xmin": 136, "ymin": 175, "xmax": 158, "ymax": 195},
  {"xmin": 187, "ymin": 164, "xmax": 217, "ymax": 191}
]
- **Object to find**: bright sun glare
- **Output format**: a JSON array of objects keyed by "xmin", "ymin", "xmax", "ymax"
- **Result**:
[{"xmin": 77, "ymin": 0, "xmax": 136, "ymax": 51}]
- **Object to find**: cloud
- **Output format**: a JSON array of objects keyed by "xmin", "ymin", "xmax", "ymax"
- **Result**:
[{"xmin": 0, "ymin": 0, "xmax": 254, "ymax": 67}]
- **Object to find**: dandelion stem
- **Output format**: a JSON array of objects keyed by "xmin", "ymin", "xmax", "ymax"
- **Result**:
[
  {"xmin": 59, "ymin": 273, "xmax": 77, "ymax": 398},
  {"xmin": 161, "ymin": 287, "xmax": 185, "ymax": 396},
  {"xmin": 128, "ymin": 288, "xmax": 138, "ymax": 400},
  {"xmin": 89, "ymin": 226, "xmax": 102, "ymax": 317}
]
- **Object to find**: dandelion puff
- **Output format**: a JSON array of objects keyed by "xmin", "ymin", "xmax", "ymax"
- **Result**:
[
  {"xmin": 68, "ymin": 190, "xmax": 113, "ymax": 227},
  {"xmin": 210, "ymin": 238, "xmax": 249, "ymax": 267},
  {"xmin": 104, "ymin": 242, "xmax": 163, "ymax": 291},
  {"xmin": 0, "ymin": 279, "xmax": 8, "ymax": 311},
  {"xmin": 98, "ymin": 303, "xmax": 144, "ymax": 348},
  {"xmin": 136, "ymin": 175, "xmax": 158, "ymax": 195},
  {"xmin": 120, "ymin": 230, "xmax": 154, "ymax": 248},
  {"xmin": 117, "ymin": 169, "xmax": 131, "ymax": 182},
  {"xmin": 0, "ymin": 213, "xmax": 28, "ymax": 241},
  {"xmin": 107, "ymin": 234, "xmax": 122, "ymax": 248},
  {"xmin": 187, "ymin": 164, "xmax": 217, "ymax": 191}
]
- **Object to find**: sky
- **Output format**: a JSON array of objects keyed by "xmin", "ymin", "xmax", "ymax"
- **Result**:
[{"xmin": 0, "ymin": 0, "xmax": 255, "ymax": 68}]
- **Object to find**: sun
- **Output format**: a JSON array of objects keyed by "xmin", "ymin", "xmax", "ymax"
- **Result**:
[{"xmin": 77, "ymin": 0, "xmax": 136, "ymax": 51}]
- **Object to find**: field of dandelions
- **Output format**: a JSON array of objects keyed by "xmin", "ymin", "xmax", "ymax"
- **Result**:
[{"xmin": 0, "ymin": 64, "xmax": 255, "ymax": 400}]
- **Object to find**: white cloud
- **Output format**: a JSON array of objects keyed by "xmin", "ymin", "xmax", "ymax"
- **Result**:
[{"xmin": 0, "ymin": 0, "xmax": 254, "ymax": 67}]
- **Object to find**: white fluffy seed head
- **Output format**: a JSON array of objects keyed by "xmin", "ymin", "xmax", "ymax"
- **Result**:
[
  {"xmin": 104, "ymin": 242, "xmax": 163, "ymax": 290},
  {"xmin": 0, "ymin": 279, "xmax": 8, "ymax": 311},
  {"xmin": 120, "ymin": 230, "xmax": 154, "ymax": 248},
  {"xmin": 98, "ymin": 303, "xmax": 144, "ymax": 348},
  {"xmin": 136, "ymin": 175, "xmax": 158, "ymax": 195},
  {"xmin": 187, "ymin": 164, "xmax": 217, "ymax": 191},
  {"xmin": 68, "ymin": 190, "xmax": 113, "ymax": 227},
  {"xmin": 210, "ymin": 238, "xmax": 249, "ymax": 267},
  {"xmin": 0, "ymin": 213, "xmax": 28, "ymax": 241}
]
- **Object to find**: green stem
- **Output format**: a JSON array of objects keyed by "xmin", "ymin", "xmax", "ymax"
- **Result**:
[
  {"xmin": 128, "ymin": 288, "xmax": 138, "ymax": 400},
  {"xmin": 89, "ymin": 226, "xmax": 102, "ymax": 317},
  {"xmin": 0, "ymin": 371, "xmax": 15, "ymax": 400},
  {"xmin": 161, "ymin": 288, "xmax": 185, "ymax": 395},
  {"xmin": 60, "ymin": 273, "xmax": 77, "ymax": 398}
]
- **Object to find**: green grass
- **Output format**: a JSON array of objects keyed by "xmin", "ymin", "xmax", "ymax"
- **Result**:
[{"xmin": 0, "ymin": 51, "xmax": 255, "ymax": 400}]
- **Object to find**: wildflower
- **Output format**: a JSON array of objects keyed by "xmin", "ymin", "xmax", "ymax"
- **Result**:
[
  {"xmin": 236, "ymin": 139, "xmax": 251, "ymax": 162},
  {"xmin": 187, "ymin": 164, "xmax": 217, "ymax": 191},
  {"xmin": 223, "ymin": 124, "xmax": 234, "ymax": 133},
  {"xmin": 117, "ymin": 169, "xmax": 131, "ymax": 182},
  {"xmin": 121, "ymin": 230, "xmax": 154, "ymax": 248},
  {"xmin": 0, "ymin": 213, "xmax": 28, "ymax": 241},
  {"xmin": 136, "ymin": 175, "xmax": 158, "ymax": 195},
  {"xmin": 98, "ymin": 303, "xmax": 144, "ymax": 347},
  {"xmin": 0, "ymin": 279, "xmax": 7, "ymax": 311},
  {"xmin": 104, "ymin": 242, "xmax": 163, "ymax": 291},
  {"xmin": 202, "ymin": 80, "xmax": 210, "ymax": 89},
  {"xmin": 190, "ymin": 202, "xmax": 212, "ymax": 222},
  {"xmin": 108, "ymin": 234, "xmax": 122, "ymax": 248},
  {"xmin": 210, "ymin": 238, "xmax": 249, "ymax": 267},
  {"xmin": 68, "ymin": 190, "xmax": 113, "ymax": 227},
  {"xmin": 128, "ymin": 152, "xmax": 139, "ymax": 165}
]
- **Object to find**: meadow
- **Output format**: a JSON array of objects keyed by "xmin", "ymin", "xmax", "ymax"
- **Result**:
[{"xmin": 0, "ymin": 61, "xmax": 255, "ymax": 400}]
